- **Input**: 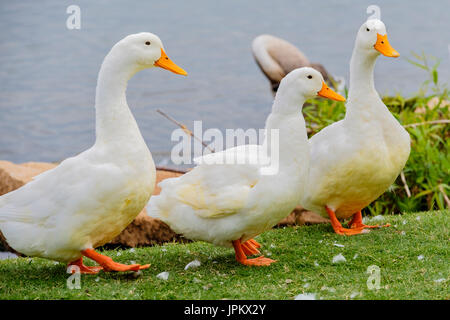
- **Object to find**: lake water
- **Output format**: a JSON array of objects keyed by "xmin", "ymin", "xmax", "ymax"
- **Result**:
[
  {"xmin": 0, "ymin": 0, "xmax": 449, "ymax": 166},
  {"xmin": 0, "ymin": 251, "xmax": 18, "ymax": 260}
]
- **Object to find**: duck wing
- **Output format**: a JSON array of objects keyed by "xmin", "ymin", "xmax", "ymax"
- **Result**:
[
  {"xmin": 161, "ymin": 145, "xmax": 265, "ymax": 219},
  {"xmin": 0, "ymin": 151, "xmax": 126, "ymax": 225}
]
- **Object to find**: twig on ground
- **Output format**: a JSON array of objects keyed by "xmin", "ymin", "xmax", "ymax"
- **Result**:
[
  {"xmin": 156, "ymin": 109, "xmax": 214, "ymax": 153},
  {"xmin": 438, "ymin": 185, "xmax": 450, "ymax": 208},
  {"xmin": 403, "ymin": 119, "xmax": 450, "ymax": 128},
  {"xmin": 400, "ymin": 171, "xmax": 411, "ymax": 198}
]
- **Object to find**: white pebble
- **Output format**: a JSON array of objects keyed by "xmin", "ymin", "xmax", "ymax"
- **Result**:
[
  {"xmin": 350, "ymin": 291, "xmax": 360, "ymax": 299},
  {"xmin": 193, "ymin": 277, "xmax": 201, "ymax": 283},
  {"xmin": 434, "ymin": 278, "xmax": 446, "ymax": 283},
  {"xmin": 417, "ymin": 255, "xmax": 424, "ymax": 261},
  {"xmin": 314, "ymin": 261, "xmax": 320, "ymax": 267},
  {"xmin": 321, "ymin": 286, "xmax": 336, "ymax": 293},
  {"xmin": 303, "ymin": 283, "xmax": 310, "ymax": 288},
  {"xmin": 184, "ymin": 259, "xmax": 201, "ymax": 270},
  {"xmin": 129, "ymin": 248, "xmax": 135, "ymax": 253},
  {"xmin": 294, "ymin": 293, "xmax": 316, "ymax": 300},
  {"xmin": 332, "ymin": 253, "xmax": 347, "ymax": 264},
  {"xmin": 156, "ymin": 271, "xmax": 169, "ymax": 280}
]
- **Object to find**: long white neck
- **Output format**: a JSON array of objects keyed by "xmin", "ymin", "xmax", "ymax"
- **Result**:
[
  {"xmin": 94, "ymin": 52, "xmax": 146, "ymax": 148},
  {"xmin": 348, "ymin": 46, "xmax": 379, "ymax": 102},
  {"xmin": 264, "ymin": 89, "xmax": 309, "ymax": 174},
  {"xmin": 346, "ymin": 46, "xmax": 391, "ymax": 121}
]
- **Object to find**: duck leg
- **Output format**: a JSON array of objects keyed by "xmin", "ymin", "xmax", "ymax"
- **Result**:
[
  {"xmin": 81, "ymin": 249, "xmax": 150, "ymax": 272},
  {"xmin": 67, "ymin": 257, "xmax": 103, "ymax": 275},
  {"xmin": 232, "ymin": 240, "xmax": 276, "ymax": 266},
  {"xmin": 241, "ymin": 239, "xmax": 261, "ymax": 256},
  {"xmin": 247, "ymin": 239, "xmax": 261, "ymax": 248},
  {"xmin": 325, "ymin": 207, "xmax": 365, "ymax": 235},
  {"xmin": 348, "ymin": 211, "xmax": 391, "ymax": 229}
]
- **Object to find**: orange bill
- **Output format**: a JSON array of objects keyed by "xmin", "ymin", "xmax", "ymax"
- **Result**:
[
  {"xmin": 317, "ymin": 82, "xmax": 346, "ymax": 102},
  {"xmin": 154, "ymin": 48, "xmax": 188, "ymax": 75},
  {"xmin": 374, "ymin": 33, "xmax": 400, "ymax": 57}
]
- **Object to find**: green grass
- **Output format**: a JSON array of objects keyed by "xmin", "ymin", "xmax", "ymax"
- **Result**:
[{"xmin": 0, "ymin": 210, "xmax": 448, "ymax": 300}]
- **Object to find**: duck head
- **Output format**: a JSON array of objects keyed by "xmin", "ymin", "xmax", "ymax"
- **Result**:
[
  {"xmin": 277, "ymin": 68, "xmax": 345, "ymax": 108},
  {"xmin": 110, "ymin": 32, "xmax": 187, "ymax": 76},
  {"xmin": 355, "ymin": 19, "xmax": 399, "ymax": 58}
]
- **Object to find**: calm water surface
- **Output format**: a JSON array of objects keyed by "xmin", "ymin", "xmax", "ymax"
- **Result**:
[{"xmin": 0, "ymin": 0, "xmax": 449, "ymax": 165}]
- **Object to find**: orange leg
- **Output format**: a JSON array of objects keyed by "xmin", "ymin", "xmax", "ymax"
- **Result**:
[
  {"xmin": 232, "ymin": 239, "xmax": 276, "ymax": 266},
  {"xmin": 325, "ymin": 207, "xmax": 365, "ymax": 236},
  {"xmin": 348, "ymin": 211, "xmax": 391, "ymax": 229},
  {"xmin": 247, "ymin": 239, "xmax": 261, "ymax": 248},
  {"xmin": 241, "ymin": 239, "xmax": 261, "ymax": 256},
  {"xmin": 81, "ymin": 249, "xmax": 150, "ymax": 272},
  {"xmin": 67, "ymin": 257, "xmax": 103, "ymax": 275}
]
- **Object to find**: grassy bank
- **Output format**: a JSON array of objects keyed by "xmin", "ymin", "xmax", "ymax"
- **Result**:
[{"xmin": 0, "ymin": 210, "xmax": 448, "ymax": 300}]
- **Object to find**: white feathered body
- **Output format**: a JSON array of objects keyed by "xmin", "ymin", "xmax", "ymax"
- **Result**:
[
  {"xmin": 0, "ymin": 33, "xmax": 161, "ymax": 263},
  {"xmin": 149, "ymin": 112, "xmax": 309, "ymax": 248},
  {"xmin": 302, "ymin": 98, "xmax": 410, "ymax": 218},
  {"xmin": 0, "ymin": 141, "xmax": 155, "ymax": 262},
  {"xmin": 300, "ymin": 25, "xmax": 411, "ymax": 219}
]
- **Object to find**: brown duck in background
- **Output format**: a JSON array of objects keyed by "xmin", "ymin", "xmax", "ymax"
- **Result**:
[{"xmin": 252, "ymin": 34, "xmax": 333, "ymax": 94}]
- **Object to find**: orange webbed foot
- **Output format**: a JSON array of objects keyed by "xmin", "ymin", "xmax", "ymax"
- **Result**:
[
  {"xmin": 247, "ymin": 239, "xmax": 261, "ymax": 248},
  {"xmin": 348, "ymin": 211, "xmax": 391, "ymax": 230},
  {"xmin": 325, "ymin": 207, "xmax": 368, "ymax": 236},
  {"xmin": 81, "ymin": 249, "xmax": 150, "ymax": 272},
  {"xmin": 240, "ymin": 256, "xmax": 277, "ymax": 266},
  {"xmin": 67, "ymin": 257, "xmax": 103, "ymax": 275},
  {"xmin": 241, "ymin": 239, "xmax": 261, "ymax": 256},
  {"xmin": 334, "ymin": 226, "xmax": 367, "ymax": 236},
  {"xmin": 232, "ymin": 239, "xmax": 277, "ymax": 267}
]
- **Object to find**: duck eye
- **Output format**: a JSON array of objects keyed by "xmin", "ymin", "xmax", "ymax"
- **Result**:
[
  {"xmin": 307, "ymin": 75, "xmax": 312, "ymax": 79},
  {"xmin": 366, "ymin": 28, "xmax": 370, "ymax": 32},
  {"xmin": 145, "ymin": 41, "xmax": 151, "ymax": 45}
]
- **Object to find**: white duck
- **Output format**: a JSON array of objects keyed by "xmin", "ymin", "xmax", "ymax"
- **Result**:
[
  {"xmin": 0, "ymin": 33, "xmax": 187, "ymax": 273},
  {"xmin": 300, "ymin": 19, "xmax": 410, "ymax": 235},
  {"xmin": 148, "ymin": 68, "xmax": 344, "ymax": 266}
]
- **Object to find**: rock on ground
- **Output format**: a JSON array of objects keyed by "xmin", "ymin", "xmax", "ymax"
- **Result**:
[{"xmin": 277, "ymin": 206, "xmax": 329, "ymax": 227}]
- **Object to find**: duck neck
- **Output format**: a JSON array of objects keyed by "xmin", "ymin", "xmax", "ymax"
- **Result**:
[
  {"xmin": 94, "ymin": 53, "xmax": 145, "ymax": 146},
  {"xmin": 264, "ymin": 93, "xmax": 309, "ymax": 173},
  {"xmin": 348, "ymin": 47, "xmax": 379, "ymax": 101},
  {"xmin": 346, "ymin": 47, "xmax": 391, "ymax": 120}
]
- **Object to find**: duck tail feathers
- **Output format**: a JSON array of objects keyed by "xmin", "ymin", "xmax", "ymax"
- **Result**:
[{"xmin": 146, "ymin": 196, "xmax": 164, "ymax": 221}]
